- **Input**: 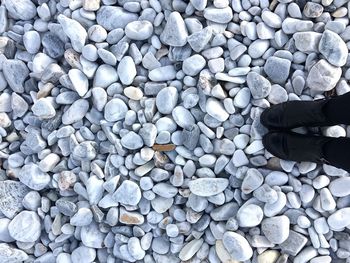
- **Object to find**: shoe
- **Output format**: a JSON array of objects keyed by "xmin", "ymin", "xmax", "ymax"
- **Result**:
[
  {"xmin": 260, "ymin": 98, "xmax": 336, "ymax": 130},
  {"xmin": 262, "ymin": 131, "xmax": 334, "ymax": 164}
]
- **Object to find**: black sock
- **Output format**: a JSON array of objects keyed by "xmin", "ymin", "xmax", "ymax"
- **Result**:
[
  {"xmin": 323, "ymin": 92, "xmax": 350, "ymax": 125},
  {"xmin": 323, "ymin": 137, "xmax": 350, "ymax": 172}
]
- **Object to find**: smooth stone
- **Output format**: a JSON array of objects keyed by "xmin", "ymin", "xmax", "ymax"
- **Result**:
[
  {"xmin": 234, "ymin": 87, "xmax": 251, "ymax": 108},
  {"xmin": 247, "ymin": 72, "xmax": 271, "ymax": 99},
  {"xmin": 304, "ymin": 2, "xmax": 324, "ymax": 18},
  {"xmin": 80, "ymin": 222, "xmax": 106, "ymax": 248},
  {"xmin": 128, "ymin": 237, "xmax": 145, "ymax": 260},
  {"xmin": 70, "ymin": 208, "xmax": 93, "ymax": 226},
  {"xmin": 328, "ymin": 208, "xmax": 350, "ymax": 229},
  {"xmin": 57, "ymin": 14, "xmax": 87, "ymax": 52},
  {"xmin": 18, "ymin": 163, "xmax": 50, "ymax": 191},
  {"xmin": 119, "ymin": 207, "xmax": 144, "ymax": 225},
  {"xmin": 188, "ymin": 178, "xmax": 229, "ymax": 197},
  {"xmin": 42, "ymin": 32, "xmax": 65, "ymax": 58},
  {"xmin": 268, "ymin": 84, "xmax": 288, "ymax": 104},
  {"xmin": 279, "ymin": 230, "xmax": 308, "ymax": 256},
  {"xmin": 104, "ymin": 98, "xmax": 128, "ymax": 122},
  {"xmin": 182, "ymin": 54, "xmax": 206, "ymax": 76},
  {"xmin": 96, "ymin": 6, "xmax": 138, "ymax": 31},
  {"xmin": 3, "ymin": 60, "xmax": 29, "ymax": 93},
  {"xmin": 172, "ymin": 106, "xmax": 195, "ymax": 129},
  {"xmin": 203, "ymin": 7, "xmax": 233, "ymax": 23},
  {"xmin": 62, "ymin": 99, "xmax": 89, "ymax": 125},
  {"xmin": 149, "ymin": 66, "xmax": 177, "ymax": 81},
  {"xmin": 160, "ymin": 11, "xmax": 188, "ymax": 47},
  {"xmin": 306, "ymin": 59, "xmax": 342, "ymax": 91},
  {"xmin": 0, "ymin": 243, "xmax": 28, "ymax": 262},
  {"xmin": 71, "ymin": 246, "xmax": 96, "ymax": 263},
  {"xmin": 188, "ymin": 27, "xmax": 213, "ymax": 52},
  {"xmin": 0, "ymin": 181, "xmax": 29, "ymax": 219},
  {"xmin": 139, "ymin": 123, "xmax": 157, "ymax": 147},
  {"xmin": 93, "ymin": 64, "xmax": 118, "ymax": 88},
  {"xmin": 248, "ymin": 39, "xmax": 270, "ymax": 58},
  {"xmin": 124, "ymin": 86, "xmax": 143, "ymax": 100},
  {"xmin": 69, "ymin": 69, "xmax": 88, "ymax": 97},
  {"xmin": 241, "ymin": 168, "xmax": 264, "ymax": 194},
  {"xmin": 319, "ymin": 30, "xmax": 348, "ymax": 67},
  {"xmin": 329, "ymin": 177, "xmax": 350, "ymax": 197},
  {"xmin": 0, "ymin": 218, "xmax": 14, "ymax": 242},
  {"xmin": 8, "ymin": 211, "xmax": 41, "ymax": 242},
  {"xmin": 156, "ymin": 87, "xmax": 178, "ymax": 114},
  {"xmin": 293, "ymin": 32, "xmax": 322, "ymax": 53},
  {"xmin": 113, "ymin": 180, "xmax": 141, "ymax": 206},
  {"xmin": 121, "ymin": 131, "xmax": 144, "ymax": 150},
  {"xmin": 261, "ymin": 10, "xmax": 282, "ymax": 28},
  {"xmin": 264, "ymin": 56, "xmax": 291, "ymax": 84},
  {"xmin": 117, "ymin": 56, "xmax": 136, "ymax": 85},
  {"xmin": 179, "ymin": 239, "xmax": 204, "ymax": 261},
  {"xmin": 237, "ymin": 204, "xmax": 264, "ymax": 227},
  {"xmin": 261, "ymin": 215, "xmax": 290, "ymax": 244},
  {"xmin": 206, "ymin": 98, "xmax": 229, "ymax": 122},
  {"xmin": 23, "ymin": 31, "xmax": 41, "ymax": 54},
  {"xmin": 4, "ymin": 0, "xmax": 36, "ymax": 20},
  {"xmin": 222, "ymin": 231, "xmax": 253, "ymax": 261},
  {"xmin": 125, "ymin": 20, "xmax": 153, "ymax": 40},
  {"xmin": 282, "ymin": 18, "xmax": 314, "ymax": 34}
]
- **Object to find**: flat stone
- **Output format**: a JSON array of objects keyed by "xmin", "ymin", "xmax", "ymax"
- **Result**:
[
  {"xmin": 247, "ymin": 72, "xmax": 271, "ymax": 99},
  {"xmin": 93, "ymin": 64, "xmax": 118, "ymax": 88},
  {"xmin": 172, "ymin": 106, "xmax": 195, "ymax": 129},
  {"xmin": 188, "ymin": 178, "xmax": 229, "ymax": 197},
  {"xmin": 0, "ymin": 181, "xmax": 29, "ymax": 219},
  {"xmin": 222, "ymin": 231, "xmax": 253, "ymax": 261},
  {"xmin": 42, "ymin": 32, "xmax": 65, "ymax": 58},
  {"xmin": 32, "ymin": 98, "xmax": 56, "ymax": 119},
  {"xmin": 328, "ymin": 207, "xmax": 350, "ymax": 229},
  {"xmin": 8, "ymin": 211, "xmax": 41, "ymax": 242},
  {"xmin": 261, "ymin": 215, "xmax": 290, "ymax": 244},
  {"xmin": 188, "ymin": 27, "xmax": 212, "ymax": 52},
  {"xmin": 282, "ymin": 18, "xmax": 314, "ymax": 34},
  {"xmin": 293, "ymin": 32, "xmax": 322, "ymax": 53},
  {"xmin": 279, "ymin": 230, "xmax": 308, "ymax": 256},
  {"xmin": 237, "ymin": 204, "xmax": 264, "ymax": 227},
  {"xmin": 128, "ymin": 237, "xmax": 145, "ymax": 260},
  {"xmin": 125, "ymin": 20, "xmax": 153, "ymax": 40},
  {"xmin": 156, "ymin": 87, "xmax": 178, "ymax": 114},
  {"xmin": 179, "ymin": 239, "xmax": 204, "ymax": 261},
  {"xmin": 119, "ymin": 207, "xmax": 144, "ymax": 225},
  {"xmin": 319, "ymin": 30, "xmax": 348, "ymax": 67},
  {"xmin": 23, "ymin": 31, "xmax": 41, "ymax": 54},
  {"xmin": 329, "ymin": 177, "xmax": 350, "ymax": 197},
  {"xmin": 268, "ymin": 84, "xmax": 288, "ymax": 104},
  {"xmin": 117, "ymin": 56, "xmax": 136, "ymax": 85},
  {"xmin": 241, "ymin": 168, "xmax": 264, "ymax": 194},
  {"xmin": 3, "ymin": 59, "xmax": 29, "ymax": 93},
  {"xmin": 69, "ymin": 69, "xmax": 89, "ymax": 97},
  {"xmin": 149, "ymin": 66, "xmax": 177, "ymax": 81},
  {"xmin": 71, "ymin": 246, "xmax": 96, "ymax": 263},
  {"xmin": 203, "ymin": 7, "xmax": 233, "ymax": 23},
  {"xmin": 306, "ymin": 59, "xmax": 342, "ymax": 91},
  {"xmin": 206, "ymin": 98, "xmax": 229, "ymax": 122},
  {"xmin": 113, "ymin": 180, "xmax": 141, "ymax": 206},
  {"xmin": 264, "ymin": 57, "xmax": 291, "ymax": 84},
  {"xmin": 121, "ymin": 131, "xmax": 144, "ymax": 150},
  {"xmin": 182, "ymin": 54, "xmax": 206, "ymax": 76},
  {"xmin": 18, "ymin": 163, "xmax": 50, "ymax": 191},
  {"xmin": 80, "ymin": 222, "xmax": 106, "ymax": 248},
  {"xmin": 96, "ymin": 6, "xmax": 138, "ymax": 31},
  {"xmin": 62, "ymin": 99, "xmax": 89, "ymax": 125},
  {"xmin": 104, "ymin": 98, "xmax": 128, "ymax": 122},
  {"xmin": 160, "ymin": 11, "xmax": 188, "ymax": 47}
]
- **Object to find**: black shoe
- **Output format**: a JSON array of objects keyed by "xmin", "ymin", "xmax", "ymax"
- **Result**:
[
  {"xmin": 262, "ymin": 131, "xmax": 334, "ymax": 164},
  {"xmin": 260, "ymin": 98, "xmax": 336, "ymax": 130}
]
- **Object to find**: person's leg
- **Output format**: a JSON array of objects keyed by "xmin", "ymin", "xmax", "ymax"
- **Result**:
[
  {"xmin": 263, "ymin": 131, "xmax": 350, "ymax": 172},
  {"xmin": 323, "ymin": 92, "xmax": 350, "ymax": 125},
  {"xmin": 261, "ymin": 92, "xmax": 350, "ymax": 130},
  {"xmin": 323, "ymin": 137, "xmax": 350, "ymax": 172}
]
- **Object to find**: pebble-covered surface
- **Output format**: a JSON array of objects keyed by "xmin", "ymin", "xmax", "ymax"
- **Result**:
[{"xmin": 1, "ymin": 0, "xmax": 350, "ymax": 262}]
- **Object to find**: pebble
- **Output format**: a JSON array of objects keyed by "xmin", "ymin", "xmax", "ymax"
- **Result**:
[
  {"xmin": 188, "ymin": 178, "xmax": 229, "ymax": 197},
  {"xmin": 0, "ymin": 181, "xmax": 29, "ymax": 219},
  {"xmin": 128, "ymin": 237, "xmax": 145, "ymax": 260},
  {"xmin": 94, "ymin": 64, "xmax": 118, "ymax": 88},
  {"xmin": 264, "ymin": 57, "xmax": 291, "ymax": 84},
  {"xmin": 261, "ymin": 215, "xmax": 290, "ymax": 244},
  {"xmin": 23, "ymin": 31, "xmax": 41, "ymax": 54},
  {"xmin": 329, "ymin": 177, "xmax": 350, "ymax": 197},
  {"xmin": 62, "ymin": 99, "xmax": 89, "ymax": 125},
  {"xmin": 247, "ymin": 72, "xmax": 271, "ymax": 99},
  {"xmin": 293, "ymin": 32, "xmax": 322, "ymax": 53},
  {"xmin": 125, "ymin": 20, "xmax": 153, "ymax": 40},
  {"xmin": 241, "ymin": 168, "xmax": 264, "ymax": 194},
  {"xmin": 121, "ymin": 131, "xmax": 144, "ymax": 150},
  {"xmin": 113, "ymin": 180, "xmax": 141, "ymax": 206},
  {"xmin": 304, "ymin": 2, "xmax": 324, "ymax": 18},
  {"xmin": 328, "ymin": 208, "xmax": 350, "ymax": 229},
  {"xmin": 306, "ymin": 59, "xmax": 342, "ymax": 91},
  {"xmin": 160, "ymin": 11, "xmax": 188, "ymax": 47},
  {"xmin": 172, "ymin": 106, "xmax": 195, "ymax": 129},
  {"xmin": 156, "ymin": 87, "xmax": 178, "ymax": 114},
  {"xmin": 104, "ymin": 98, "xmax": 128, "ymax": 122},
  {"xmin": 118, "ymin": 56, "xmax": 136, "ymax": 85},
  {"xmin": 203, "ymin": 7, "xmax": 233, "ymax": 23},
  {"xmin": 188, "ymin": 27, "xmax": 212, "ymax": 52},
  {"xmin": 57, "ymin": 14, "xmax": 87, "ymax": 52},
  {"xmin": 237, "ymin": 204, "xmax": 264, "ymax": 227},
  {"xmin": 183, "ymin": 54, "xmax": 206, "ymax": 76},
  {"xmin": 4, "ymin": 0, "xmax": 36, "ymax": 20},
  {"xmin": 3, "ymin": 59, "xmax": 29, "ymax": 93},
  {"xmin": 71, "ymin": 246, "xmax": 96, "ymax": 263},
  {"xmin": 319, "ymin": 30, "xmax": 348, "ymax": 67},
  {"xmin": 222, "ymin": 231, "xmax": 253, "ymax": 261},
  {"xmin": 179, "ymin": 239, "xmax": 203, "ymax": 261},
  {"xmin": 96, "ymin": 6, "xmax": 138, "ymax": 31},
  {"xmin": 206, "ymin": 98, "xmax": 229, "ymax": 122},
  {"xmin": 8, "ymin": 211, "xmax": 41, "ymax": 242},
  {"xmin": 0, "ymin": 243, "xmax": 28, "ymax": 262},
  {"xmin": 268, "ymin": 84, "xmax": 288, "ymax": 104},
  {"xmin": 18, "ymin": 163, "xmax": 50, "ymax": 191}
]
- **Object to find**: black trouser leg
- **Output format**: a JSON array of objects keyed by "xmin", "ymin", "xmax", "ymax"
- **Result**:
[
  {"xmin": 323, "ymin": 92, "xmax": 350, "ymax": 124},
  {"xmin": 323, "ymin": 137, "xmax": 350, "ymax": 172}
]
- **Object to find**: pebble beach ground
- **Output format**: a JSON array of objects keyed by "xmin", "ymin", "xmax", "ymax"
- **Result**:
[{"xmin": 1, "ymin": 0, "xmax": 350, "ymax": 262}]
